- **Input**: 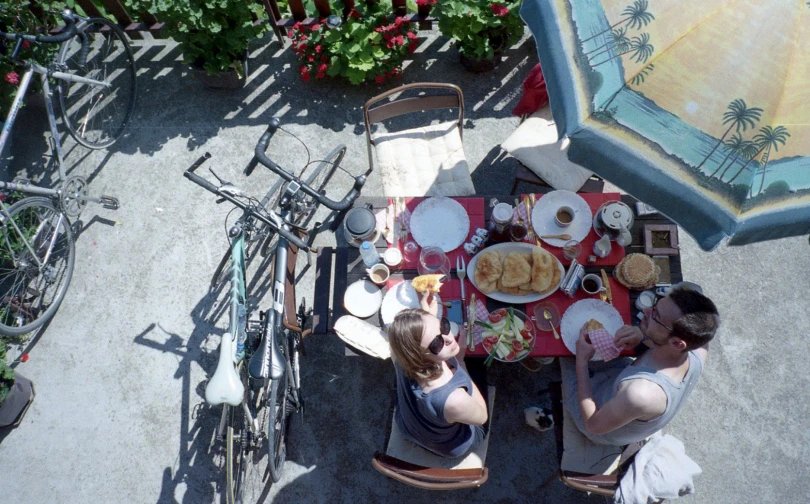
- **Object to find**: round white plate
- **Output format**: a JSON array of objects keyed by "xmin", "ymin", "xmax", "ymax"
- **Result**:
[
  {"xmin": 560, "ymin": 299, "xmax": 624, "ymax": 361},
  {"xmin": 344, "ymin": 280, "xmax": 383, "ymax": 318},
  {"xmin": 531, "ymin": 190, "xmax": 593, "ymax": 247},
  {"xmin": 466, "ymin": 242, "xmax": 564, "ymax": 304},
  {"xmin": 380, "ymin": 281, "xmax": 442, "ymax": 326},
  {"xmin": 410, "ymin": 197, "xmax": 470, "ymax": 252}
]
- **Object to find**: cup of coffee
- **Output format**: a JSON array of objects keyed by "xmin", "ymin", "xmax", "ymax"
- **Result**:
[
  {"xmin": 635, "ymin": 290, "xmax": 656, "ymax": 311},
  {"xmin": 555, "ymin": 205, "xmax": 575, "ymax": 227},
  {"xmin": 581, "ymin": 273, "xmax": 604, "ymax": 295},
  {"xmin": 367, "ymin": 263, "xmax": 390, "ymax": 285},
  {"xmin": 383, "ymin": 248, "xmax": 402, "ymax": 267}
]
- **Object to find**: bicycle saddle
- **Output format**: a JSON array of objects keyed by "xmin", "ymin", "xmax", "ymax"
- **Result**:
[{"xmin": 205, "ymin": 331, "xmax": 244, "ymax": 407}]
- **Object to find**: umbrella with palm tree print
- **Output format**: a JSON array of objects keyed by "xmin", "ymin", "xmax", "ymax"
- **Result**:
[{"xmin": 521, "ymin": 0, "xmax": 810, "ymax": 250}]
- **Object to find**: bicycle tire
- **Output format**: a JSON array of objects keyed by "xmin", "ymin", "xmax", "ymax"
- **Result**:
[
  {"xmin": 210, "ymin": 248, "xmax": 232, "ymax": 290},
  {"xmin": 225, "ymin": 363, "xmax": 247, "ymax": 504},
  {"xmin": 56, "ymin": 17, "xmax": 137, "ymax": 149},
  {"xmin": 0, "ymin": 197, "xmax": 75, "ymax": 336},
  {"xmin": 267, "ymin": 330, "xmax": 293, "ymax": 483},
  {"xmin": 258, "ymin": 144, "xmax": 345, "ymax": 257}
]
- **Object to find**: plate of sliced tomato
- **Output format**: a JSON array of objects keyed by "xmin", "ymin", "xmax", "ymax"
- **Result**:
[{"xmin": 475, "ymin": 307, "xmax": 536, "ymax": 365}]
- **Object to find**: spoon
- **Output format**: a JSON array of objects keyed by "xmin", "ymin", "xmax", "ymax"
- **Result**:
[
  {"xmin": 543, "ymin": 309, "xmax": 560, "ymax": 340},
  {"xmin": 541, "ymin": 233, "xmax": 572, "ymax": 240}
]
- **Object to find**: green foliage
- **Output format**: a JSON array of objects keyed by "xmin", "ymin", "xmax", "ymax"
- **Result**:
[
  {"xmin": 432, "ymin": 0, "xmax": 523, "ymax": 60},
  {"xmin": 763, "ymin": 180, "xmax": 790, "ymax": 198},
  {"xmin": 125, "ymin": 0, "xmax": 269, "ymax": 76},
  {"xmin": 288, "ymin": 2, "xmax": 416, "ymax": 85},
  {"xmin": 0, "ymin": 339, "xmax": 13, "ymax": 404}
]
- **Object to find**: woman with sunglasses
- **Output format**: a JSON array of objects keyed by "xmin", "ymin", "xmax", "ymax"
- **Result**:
[{"xmin": 388, "ymin": 292, "xmax": 488, "ymax": 458}]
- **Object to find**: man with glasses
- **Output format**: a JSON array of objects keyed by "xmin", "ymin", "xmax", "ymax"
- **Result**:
[{"xmin": 559, "ymin": 286, "xmax": 720, "ymax": 448}]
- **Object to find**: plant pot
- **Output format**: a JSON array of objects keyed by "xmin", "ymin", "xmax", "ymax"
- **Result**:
[
  {"xmin": 0, "ymin": 374, "xmax": 34, "ymax": 428},
  {"xmin": 459, "ymin": 52, "xmax": 503, "ymax": 73},
  {"xmin": 192, "ymin": 53, "xmax": 250, "ymax": 89}
]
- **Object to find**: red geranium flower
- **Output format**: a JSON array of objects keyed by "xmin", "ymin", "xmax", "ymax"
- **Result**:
[
  {"xmin": 408, "ymin": 43, "xmax": 417, "ymax": 53},
  {"xmin": 5, "ymin": 72, "xmax": 19, "ymax": 85},
  {"xmin": 406, "ymin": 32, "xmax": 417, "ymax": 41},
  {"xmin": 316, "ymin": 71, "xmax": 325, "ymax": 80},
  {"xmin": 308, "ymin": 55, "xmax": 315, "ymax": 62},
  {"xmin": 317, "ymin": 63, "xmax": 328, "ymax": 74},
  {"xmin": 299, "ymin": 43, "xmax": 308, "ymax": 53},
  {"xmin": 21, "ymin": 40, "xmax": 30, "ymax": 49},
  {"xmin": 375, "ymin": 75, "xmax": 386, "ymax": 84},
  {"xmin": 490, "ymin": 3, "xmax": 509, "ymax": 17},
  {"xmin": 299, "ymin": 65, "xmax": 308, "ymax": 74},
  {"xmin": 299, "ymin": 34, "xmax": 308, "ymax": 41},
  {"xmin": 21, "ymin": 354, "xmax": 29, "ymax": 362},
  {"xmin": 287, "ymin": 29, "xmax": 294, "ymax": 38},
  {"xmin": 394, "ymin": 17, "xmax": 405, "ymax": 27},
  {"xmin": 349, "ymin": 8, "xmax": 362, "ymax": 19},
  {"xmin": 311, "ymin": 23, "xmax": 321, "ymax": 31},
  {"xmin": 394, "ymin": 35, "xmax": 405, "ymax": 46},
  {"xmin": 315, "ymin": 44, "xmax": 323, "ymax": 53},
  {"xmin": 300, "ymin": 70, "xmax": 311, "ymax": 82},
  {"xmin": 321, "ymin": 55, "xmax": 329, "ymax": 63}
]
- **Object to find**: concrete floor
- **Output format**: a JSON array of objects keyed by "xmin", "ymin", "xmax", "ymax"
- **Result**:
[{"xmin": 0, "ymin": 31, "xmax": 808, "ymax": 504}]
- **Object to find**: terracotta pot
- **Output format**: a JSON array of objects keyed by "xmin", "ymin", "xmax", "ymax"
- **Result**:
[
  {"xmin": 0, "ymin": 374, "xmax": 34, "ymax": 428},
  {"xmin": 459, "ymin": 52, "xmax": 503, "ymax": 73}
]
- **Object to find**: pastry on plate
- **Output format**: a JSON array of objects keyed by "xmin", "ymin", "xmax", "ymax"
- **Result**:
[
  {"xmin": 501, "ymin": 252, "xmax": 532, "ymax": 288},
  {"xmin": 411, "ymin": 274, "xmax": 444, "ymax": 294},
  {"xmin": 530, "ymin": 247, "xmax": 556, "ymax": 293},
  {"xmin": 475, "ymin": 250, "xmax": 504, "ymax": 294}
]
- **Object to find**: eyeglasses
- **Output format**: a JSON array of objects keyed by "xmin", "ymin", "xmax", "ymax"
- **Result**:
[
  {"xmin": 425, "ymin": 317, "xmax": 452, "ymax": 355},
  {"xmin": 649, "ymin": 297, "xmax": 674, "ymax": 332}
]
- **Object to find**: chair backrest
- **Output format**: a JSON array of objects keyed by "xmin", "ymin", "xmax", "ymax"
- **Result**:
[{"xmin": 362, "ymin": 83, "xmax": 464, "ymax": 173}]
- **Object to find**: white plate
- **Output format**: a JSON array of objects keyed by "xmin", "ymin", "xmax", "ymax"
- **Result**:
[
  {"xmin": 380, "ymin": 281, "xmax": 442, "ymax": 326},
  {"xmin": 560, "ymin": 299, "xmax": 624, "ymax": 361},
  {"xmin": 410, "ymin": 197, "xmax": 470, "ymax": 252},
  {"xmin": 531, "ymin": 190, "xmax": 593, "ymax": 247},
  {"xmin": 344, "ymin": 280, "xmax": 383, "ymax": 318},
  {"xmin": 466, "ymin": 242, "xmax": 564, "ymax": 304}
]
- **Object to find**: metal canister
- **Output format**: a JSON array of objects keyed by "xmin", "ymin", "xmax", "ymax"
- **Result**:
[{"xmin": 561, "ymin": 260, "xmax": 585, "ymax": 297}]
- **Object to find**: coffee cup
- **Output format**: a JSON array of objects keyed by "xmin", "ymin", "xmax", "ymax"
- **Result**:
[
  {"xmin": 383, "ymin": 248, "xmax": 402, "ymax": 267},
  {"xmin": 555, "ymin": 205, "xmax": 575, "ymax": 228},
  {"xmin": 581, "ymin": 273, "xmax": 605, "ymax": 295},
  {"xmin": 366, "ymin": 263, "xmax": 390, "ymax": 285},
  {"xmin": 635, "ymin": 290, "xmax": 656, "ymax": 311}
]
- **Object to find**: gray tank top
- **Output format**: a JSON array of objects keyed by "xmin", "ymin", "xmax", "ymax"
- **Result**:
[
  {"xmin": 590, "ymin": 351, "xmax": 704, "ymax": 446},
  {"xmin": 394, "ymin": 358, "xmax": 476, "ymax": 458}
]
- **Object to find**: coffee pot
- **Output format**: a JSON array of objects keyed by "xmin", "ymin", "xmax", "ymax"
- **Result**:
[
  {"xmin": 343, "ymin": 203, "xmax": 377, "ymax": 243},
  {"xmin": 594, "ymin": 200, "xmax": 633, "ymax": 243}
]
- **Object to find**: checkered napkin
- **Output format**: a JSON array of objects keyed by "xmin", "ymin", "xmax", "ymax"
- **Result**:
[
  {"xmin": 469, "ymin": 297, "xmax": 489, "ymax": 345},
  {"xmin": 589, "ymin": 327, "xmax": 621, "ymax": 361},
  {"xmin": 375, "ymin": 202, "xmax": 412, "ymax": 245}
]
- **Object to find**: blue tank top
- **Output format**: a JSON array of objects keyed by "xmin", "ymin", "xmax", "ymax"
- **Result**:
[{"xmin": 394, "ymin": 358, "xmax": 476, "ymax": 458}]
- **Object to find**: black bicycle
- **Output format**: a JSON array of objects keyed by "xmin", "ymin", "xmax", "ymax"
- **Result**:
[{"xmin": 185, "ymin": 118, "xmax": 366, "ymax": 502}]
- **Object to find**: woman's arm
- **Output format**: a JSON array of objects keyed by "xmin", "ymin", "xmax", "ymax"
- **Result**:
[{"xmin": 443, "ymin": 383, "xmax": 488, "ymax": 426}]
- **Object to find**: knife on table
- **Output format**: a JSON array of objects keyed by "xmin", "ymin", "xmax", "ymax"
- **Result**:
[
  {"xmin": 601, "ymin": 269, "xmax": 613, "ymax": 305},
  {"xmin": 529, "ymin": 194, "xmax": 540, "ymax": 245},
  {"xmin": 468, "ymin": 293, "xmax": 477, "ymax": 351},
  {"xmin": 392, "ymin": 198, "xmax": 399, "ymax": 248},
  {"xmin": 524, "ymin": 195, "xmax": 534, "ymax": 241}
]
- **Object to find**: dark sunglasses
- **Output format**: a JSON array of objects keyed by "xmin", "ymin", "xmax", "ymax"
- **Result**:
[{"xmin": 425, "ymin": 317, "xmax": 452, "ymax": 355}]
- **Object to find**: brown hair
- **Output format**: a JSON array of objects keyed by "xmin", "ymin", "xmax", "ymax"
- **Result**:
[
  {"xmin": 388, "ymin": 309, "xmax": 442, "ymax": 382},
  {"xmin": 669, "ymin": 288, "xmax": 720, "ymax": 352}
]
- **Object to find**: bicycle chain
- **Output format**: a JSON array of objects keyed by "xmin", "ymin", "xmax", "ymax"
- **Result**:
[{"xmin": 58, "ymin": 175, "xmax": 89, "ymax": 218}]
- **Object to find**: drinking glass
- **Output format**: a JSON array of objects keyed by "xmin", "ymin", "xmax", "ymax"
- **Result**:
[
  {"xmin": 418, "ymin": 246, "xmax": 451, "ymax": 276},
  {"xmin": 403, "ymin": 241, "xmax": 419, "ymax": 262},
  {"xmin": 509, "ymin": 222, "xmax": 528, "ymax": 242},
  {"xmin": 563, "ymin": 239, "xmax": 582, "ymax": 261}
]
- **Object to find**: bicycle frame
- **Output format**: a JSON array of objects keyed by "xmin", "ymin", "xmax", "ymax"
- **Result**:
[{"xmin": 0, "ymin": 56, "xmax": 114, "ymax": 206}]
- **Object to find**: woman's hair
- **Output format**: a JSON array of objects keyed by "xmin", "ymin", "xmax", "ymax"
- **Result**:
[
  {"xmin": 669, "ymin": 288, "xmax": 720, "ymax": 352},
  {"xmin": 388, "ymin": 308, "xmax": 442, "ymax": 382}
]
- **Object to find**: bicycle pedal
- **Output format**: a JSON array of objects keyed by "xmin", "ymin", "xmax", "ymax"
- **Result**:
[{"xmin": 100, "ymin": 196, "xmax": 119, "ymax": 210}]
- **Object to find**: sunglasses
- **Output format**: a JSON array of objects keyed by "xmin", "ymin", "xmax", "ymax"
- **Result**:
[
  {"xmin": 425, "ymin": 317, "xmax": 452, "ymax": 355},
  {"xmin": 649, "ymin": 297, "xmax": 674, "ymax": 332}
]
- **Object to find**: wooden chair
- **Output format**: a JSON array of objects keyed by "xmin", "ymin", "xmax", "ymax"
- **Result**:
[
  {"xmin": 372, "ymin": 383, "xmax": 496, "ymax": 490},
  {"xmin": 363, "ymin": 83, "xmax": 476, "ymax": 198}
]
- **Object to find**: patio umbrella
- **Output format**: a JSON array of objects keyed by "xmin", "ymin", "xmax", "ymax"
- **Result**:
[{"xmin": 520, "ymin": 0, "xmax": 810, "ymax": 250}]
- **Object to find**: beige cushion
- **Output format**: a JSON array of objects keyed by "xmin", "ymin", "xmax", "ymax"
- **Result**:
[
  {"xmin": 501, "ymin": 107, "xmax": 594, "ymax": 192},
  {"xmin": 373, "ymin": 121, "xmax": 475, "ymax": 197},
  {"xmin": 333, "ymin": 315, "xmax": 391, "ymax": 359},
  {"xmin": 386, "ymin": 386, "xmax": 495, "ymax": 470},
  {"xmin": 561, "ymin": 406, "xmax": 624, "ymax": 475}
]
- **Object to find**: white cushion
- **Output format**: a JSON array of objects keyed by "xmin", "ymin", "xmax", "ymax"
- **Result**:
[
  {"xmin": 373, "ymin": 121, "xmax": 475, "ymax": 197},
  {"xmin": 501, "ymin": 107, "xmax": 594, "ymax": 192},
  {"xmin": 386, "ymin": 387, "xmax": 495, "ymax": 470}
]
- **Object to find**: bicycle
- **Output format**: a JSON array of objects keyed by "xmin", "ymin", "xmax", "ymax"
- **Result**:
[
  {"xmin": 185, "ymin": 117, "xmax": 366, "ymax": 503},
  {"xmin": 0, "ymin": 10, "xmax": 136, "ymax": 336}
]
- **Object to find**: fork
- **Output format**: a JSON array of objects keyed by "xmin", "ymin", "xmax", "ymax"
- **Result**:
[{"xmin": 456, "ymin": 256, "xmax": 471, "ymax": 349}]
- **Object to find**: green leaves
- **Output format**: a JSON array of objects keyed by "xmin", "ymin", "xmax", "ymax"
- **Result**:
[{"xmin": 433, "ymin": 0, "xmax": 523, "ymax": 59}]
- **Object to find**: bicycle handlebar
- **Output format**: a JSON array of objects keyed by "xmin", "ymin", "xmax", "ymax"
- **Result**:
[
  {"xmin": 0, "ymin": 9, "xmax": 77, "ymax": 44},
  {"xmin": 184, "ymin": 153, "xmax": 311, "ymax": 251},
  {"xmin": 254, "ymin": 117, "xmax": 366, "ymax": 212}
]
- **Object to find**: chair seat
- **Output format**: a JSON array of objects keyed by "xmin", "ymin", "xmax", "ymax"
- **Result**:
[
  {"xmin": 373, "ymin": 121, "xmax": 475, "ymax": 197},
  {"xmin": 501, "ymin": 107, "xmax": 595, "ymax": 193}
]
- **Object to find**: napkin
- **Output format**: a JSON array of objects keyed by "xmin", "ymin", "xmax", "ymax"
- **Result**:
[
  {"xmin": 469, "ymin": 297, "xmax": 489, "ymax": 345},
  {"xmin": 589, "ymin": 327, "xmax": 621, "ymax": 361},
  {"xmin": 375, "ymin": 202, "xmax": 413, "ymax": 245},
  {"xmin": 334, "ymin": 315, "xmax": 391, "ymax": 359}
]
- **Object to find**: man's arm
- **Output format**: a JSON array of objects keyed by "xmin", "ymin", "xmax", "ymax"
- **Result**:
[{"xmin": 579, "ymin": 379, "xmax": 666, "ymax": 435}]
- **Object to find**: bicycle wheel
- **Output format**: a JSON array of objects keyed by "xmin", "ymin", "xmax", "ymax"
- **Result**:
[
  {"xmin": 56, "ymin": 17, "xmax": 137, "ymax": 149},
  {"xmin": 0, "ymin": 197, "xmax": 75, "ymax": 336},
  {"xmin": 267, "ymin": 331, "xmax": 294, "ymax": 483},
  {"xmin": 295, "ymin": 144, "xmax": 345, "ymax": 226},
  {"xmin": 225, "ymin": 363, "xmax": 247, "ymax": 504}
]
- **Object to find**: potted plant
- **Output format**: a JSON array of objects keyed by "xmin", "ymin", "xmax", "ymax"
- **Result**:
[
  {"xmin": 416, "ymin": 0, "xmax": 438, "ymax": 18},
  {"xmin": 125, "ymin": 0, "xmax": 269, "ymax": 88},
  {"xmin": 433, "ymin": 0, "xmax": 524, "ymax": 72},
  {"xmin": 287, "ymin": 2, "xmax": 417, "ymax": 85},
  {"xmin": 0, "ymin": 342, "xmax": 33, "ymax": 428}
]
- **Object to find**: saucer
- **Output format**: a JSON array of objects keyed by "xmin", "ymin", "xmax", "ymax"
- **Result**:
[{"xmin": 344, "ymin": 225, "xmax": 382, "ymax": 248}]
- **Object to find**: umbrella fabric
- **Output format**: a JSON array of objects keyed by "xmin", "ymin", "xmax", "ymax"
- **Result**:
[{"xmin": 521, "ymin": 0, "xmax": 810, "ymax": 250}]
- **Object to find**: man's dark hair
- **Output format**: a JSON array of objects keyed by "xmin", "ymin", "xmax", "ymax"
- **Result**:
[{"xmin": 669, "ymin": 288, "xmax": 720, "ymax": 351}]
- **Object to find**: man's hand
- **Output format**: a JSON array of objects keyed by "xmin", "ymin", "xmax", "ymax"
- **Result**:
[
  {"xmin": 419, "ymin": 291, "xmax": 439, "ymax": 317},
  {"xmin": 576, "ymin": 324, "xmax": 596, "ymax": 362},
  {"xmin": 614, "ymin": 325, "xmax": 644, "ymax": 349}
]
